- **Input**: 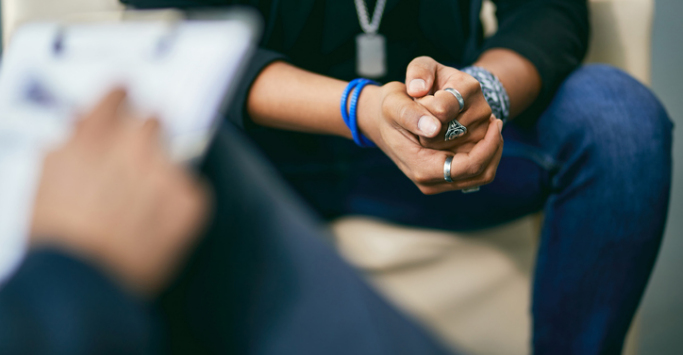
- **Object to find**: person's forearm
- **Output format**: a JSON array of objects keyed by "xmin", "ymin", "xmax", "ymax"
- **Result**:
[
  {"xmin": 472, "ymin": 48, "xmax": 541, "ymax": 119},
  {"xmin": 247, "ymin": 61, "xmax": 357, "ymax": 138}
]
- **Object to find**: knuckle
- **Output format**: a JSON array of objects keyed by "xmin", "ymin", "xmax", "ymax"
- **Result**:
[
  {"xmin": 384, "ymin": 81, "xmax": 404, "ymax": 91},
  {"xmin": 413, "ymin": 170, "xmax": 431, "ymax": 185},
  {"xmin": 396, "ymin": 104, "xmax": 410, "ymax": 124},
  {"xmin": 394, "ymin": 104, "xmax": 418, "ymax": 131},
  {"xmin": 432, "ymin": 103, "xmax": 448, "ymax": 117},
  {"xmin": 482, "ymin": 171, "xmax": 496, "ymax": 184},
  {"xmin": 465, "ymin": 162, "xmax": 482, "ymax": 177},
  {"xmin": 480, "ymin": 104, "xmax": 493, "ymax": 118},
  {"xmin": 467, "ymin": 76, "xmax": 482, "ymax": 93},
  {"xmin": 418, "ymin": 185, "xmax": 437, "ymax": 195},
  {"xmin": 396, "ymin": 103, "xmax": 409, "ymax": 118}
]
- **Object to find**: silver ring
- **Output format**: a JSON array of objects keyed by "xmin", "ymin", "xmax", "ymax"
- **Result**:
[
  {"xmin": 443, "ymin": 88, "xmax": 464, "ymax": 112},
  {"xmin": 444, "ymin": 88, "xmax": 467, "ymax": 141},
  {"xmin": 444, "ymin": 155, "xmax": 454, "ymax": 183},
  {"xmin": 445, "ymin": 119, "xmax": 467, "ymax": 141},
  {"xmin": 462, "ymin": 186, "xmax": 480, "ymax": 194}
]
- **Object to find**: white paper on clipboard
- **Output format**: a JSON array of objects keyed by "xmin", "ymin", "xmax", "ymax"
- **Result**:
[{"xmin": 0, "ymin": 13, "xmax": 259, "ymax": 285}]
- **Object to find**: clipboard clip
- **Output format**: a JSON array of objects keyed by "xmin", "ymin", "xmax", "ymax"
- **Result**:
[
  {"xmin": 52, "ymin": 28, "xmax": 65, "ymax": 56},
  {"xmin": 50, "ymin": 24, "xmax": 179, "ymax": 58}
]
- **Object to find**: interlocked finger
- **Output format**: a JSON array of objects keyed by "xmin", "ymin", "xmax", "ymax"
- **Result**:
[
  {"xmin": 407, "ymin": 118, "xmax": 502, "ymax": 194},
  {"xmin": 436, "ymin": 139, "xmax": 503, "ymax": 193}
]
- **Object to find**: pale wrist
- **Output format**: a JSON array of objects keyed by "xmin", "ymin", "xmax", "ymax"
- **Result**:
[{"xmin": 355, "ymin": 85, "xmax": 382, "ymax": 145}]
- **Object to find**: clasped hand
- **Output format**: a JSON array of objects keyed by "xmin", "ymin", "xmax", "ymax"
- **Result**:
[{"xmin": 358, "ymin": 56, "xmax": 504, "ymax": 195}]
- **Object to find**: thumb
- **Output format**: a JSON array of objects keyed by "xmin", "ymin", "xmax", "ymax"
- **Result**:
[
  {"xmin": 386, "ymin": 90, "xmax": 442, "ymax": 139},
  {"xmin": 406, "ymin": 56, "xmax": 438, "ymax": 98}
]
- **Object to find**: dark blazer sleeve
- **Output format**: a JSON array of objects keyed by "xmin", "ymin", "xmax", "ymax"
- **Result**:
[
  {"xmin": 484, "ymin": 0, "xmax": 590, "ymax": 124},
  {"xmin": 0, "ymin": 250, "xmax": 154, "ymax": 355}
]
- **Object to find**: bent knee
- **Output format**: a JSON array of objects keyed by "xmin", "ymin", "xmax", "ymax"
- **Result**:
[
  {"xmin": 538, "ymin": 65, "xmax": 673, "ymax": 185},
  {"xmin": 550, "ymin": 65, "xmax": 672, "ymax": 155}
]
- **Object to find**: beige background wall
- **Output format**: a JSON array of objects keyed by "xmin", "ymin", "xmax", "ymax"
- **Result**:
[{"xmin": 637, "ymin": 0, "xmax": 683, "ymax": 354}]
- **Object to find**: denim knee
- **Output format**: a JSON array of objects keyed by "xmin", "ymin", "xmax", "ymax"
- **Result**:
[{"xmin": 541, "ymin": 64, "xmax": 673, "ymax": 183}]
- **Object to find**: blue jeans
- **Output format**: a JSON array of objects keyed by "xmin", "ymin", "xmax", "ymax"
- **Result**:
[{"xmin": 247, "ymin": 65, "xmax": 673, "ymax": 354}]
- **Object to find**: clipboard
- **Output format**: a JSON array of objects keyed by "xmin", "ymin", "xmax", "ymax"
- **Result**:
[
  {"xmin": 0, "ymin": 10, "xmax": 260, "ymax": 285},
  {"xmin": 0, "ymin": 9, "xmax": 260, "ymax": 162}
]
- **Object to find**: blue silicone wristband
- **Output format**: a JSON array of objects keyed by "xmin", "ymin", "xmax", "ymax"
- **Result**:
[
  {"xmin": 341, "ymin": 78, "xmax": 378, "ymax": 147},
  {"xmin": 340, "ymin": 79, "xmax": 364, "ymax": 129}
]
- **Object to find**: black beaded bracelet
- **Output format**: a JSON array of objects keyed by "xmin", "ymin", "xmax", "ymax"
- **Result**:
[{"xmin": 461, "ymin": 66, "xmax": 510, "ymax": 125}]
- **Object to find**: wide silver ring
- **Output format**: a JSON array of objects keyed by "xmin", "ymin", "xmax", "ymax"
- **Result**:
[
  {"xmin": 444, "ymin": 88, "xmax": 464, "ymax": 112},
  {"xmin": 445, "ymin": 119, "xmax": 467, "ymax": 141},
  {"xmin": 462, "ymin": 186, "xmax": 480, "ymax": 194},
  {"xmin": 444, "ymin": 155, "xmax": 454, "ymax": 183}
]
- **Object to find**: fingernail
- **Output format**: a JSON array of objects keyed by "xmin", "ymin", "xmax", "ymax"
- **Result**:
[
  {"xmin": 497, "ymin": 119, "xmax": 503, "ymax": 133},
  {"xmin": 409, "ymin": 79, "xmax": 426, "ymax": 93},
  {"xmin": 418, "ymin": 115, "xmax": 439, "ymax": 136}
]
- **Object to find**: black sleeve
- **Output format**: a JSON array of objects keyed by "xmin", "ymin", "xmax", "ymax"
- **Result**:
[
  {"xmin": 0, "ymin": 250, "xmax": 155, "ymax": 355},
  {"xmin": 485, "ymin": 0, "xmax": 590, "ymax": 125},
  {"xmin": 226, "ymin": 48, "xmax": 287, "ymax": 128},
  {"xmin": 120, "ymin": 0, "xmax": 288, "ymax": 129}
]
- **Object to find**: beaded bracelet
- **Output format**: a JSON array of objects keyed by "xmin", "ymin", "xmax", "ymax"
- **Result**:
[
  {"xmin": 341, "ymin": 78, "xmax": 379, "ymax": 147},
  {"xmin": 461, "ymin": 66, "xmax": 510, "ymax": 125}
]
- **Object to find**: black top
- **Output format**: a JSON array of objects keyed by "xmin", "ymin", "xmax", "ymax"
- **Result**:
[{"xmin": 123, "ymin": 0, "xmax": 589, "ymax": 127}]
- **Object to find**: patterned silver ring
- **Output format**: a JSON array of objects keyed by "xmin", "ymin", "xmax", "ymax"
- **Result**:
[
  {"xmin": 443, "ymin": 88, "xmax": 464, "ymax": 112},
  {"xmin": 444, "ymin": 155, "xmax": 454, "ymax": 183},
  {"xmin": 444, "ymin": 88, "xmax": 467, "ymax": 141},
  {"xmin": 445, "ymin": 119, "xmax": 467, "ymax": 141}
]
